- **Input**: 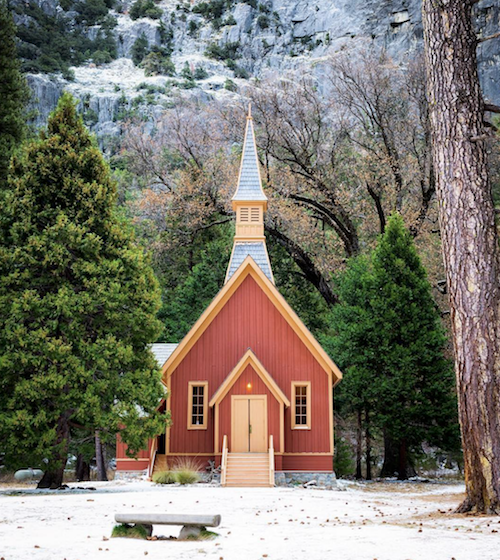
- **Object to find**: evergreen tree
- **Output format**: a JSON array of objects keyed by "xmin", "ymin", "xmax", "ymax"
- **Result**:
[
  {"xmin": 0, "ymin": 0, "xmax": 30, "ymax": 183},
  {"xmin": 330, "ymin": 214, "xmax": 459, "ymax": 479},
  {"xmin": 0, "ymin": 93, "xmax": 165, "ymax": 488}
]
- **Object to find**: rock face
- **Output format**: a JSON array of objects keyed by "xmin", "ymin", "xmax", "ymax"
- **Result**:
[{"xmin": 19, "ymin": 0, "xmax": 500, "ymax": 141}]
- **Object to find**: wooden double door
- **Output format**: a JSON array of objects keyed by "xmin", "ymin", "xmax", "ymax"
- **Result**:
[{"xmin": 231, "ymin": 395, "xmax": 267, "ymax": 452}]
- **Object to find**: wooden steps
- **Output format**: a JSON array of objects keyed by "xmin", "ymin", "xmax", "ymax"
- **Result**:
[
  {"xmin": 224, "ymin": 453, "xmax": 272, "ymax": 487},
  {"xmin": 152, "ymin": 453, "xmax": 168, "ymax": 475}
]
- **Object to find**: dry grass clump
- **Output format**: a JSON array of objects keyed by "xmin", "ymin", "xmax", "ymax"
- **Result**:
[{"xmin": 153, "ymin": 457, "xmax": 202, "ymax": 485}]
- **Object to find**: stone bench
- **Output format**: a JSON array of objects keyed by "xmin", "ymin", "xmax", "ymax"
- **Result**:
[{"xmin": 114, "ymin": 513, "xmax": 222, "ymax": 539}]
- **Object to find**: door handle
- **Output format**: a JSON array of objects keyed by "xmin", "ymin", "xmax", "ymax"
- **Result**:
[{"xmin": 249, "ymin": 424, "xmax": 252, "ymax": 434}]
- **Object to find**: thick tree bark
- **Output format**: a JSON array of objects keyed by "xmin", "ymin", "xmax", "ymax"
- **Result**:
[
  {"xmin": 365, "ymin": 408, "xmax": 372, "ymax": 481},
  {"xmin": 422, "ymin": 0, "xmax": 500, "ymax": 513},
  {"xmin": 380, "ymin": 433, "xmax": 399, "ymax": 478},
  {"xmin": 37, "ymin": 415, "xmax": 70, "ymax": 489},
  {"xmin": 95, "ymin": 431, "xmax": 108, "ymax": 482},
  {"xmin": 355, "ymin": 409, "xmax": 363, "ymax": 480},
  {"xmin": 75, "ymin": 454, "xmax": 90, "ymax": 482}
]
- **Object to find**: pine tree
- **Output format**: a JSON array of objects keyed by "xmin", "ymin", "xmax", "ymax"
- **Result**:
[
  {"xmin": 0, "ymin": 93, "xmax": 165, "ymax": 488},
  {"xmin": 0, "ymin": 0, "xmax": 30, "ymax": 184},
  {"xmin": 330, "ymin": 214, "xmax": 459, "ymax": 479}
]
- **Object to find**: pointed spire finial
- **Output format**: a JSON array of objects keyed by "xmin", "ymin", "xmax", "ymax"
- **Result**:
[{"xmin": 247, "ymin": 102, "xmax": 252, "ymax": 119}]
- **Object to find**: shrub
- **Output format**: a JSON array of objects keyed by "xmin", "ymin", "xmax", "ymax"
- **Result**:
[
  {"xmin": 141, "ymin": 51, "xmax": 176, "ymax": 76},
  {"xmin": 193, "ymin": 66, "xmax": 208, "ymax": 80},
  {"xmin": 92, "ymin": 49, "xmax": 113, "ymax": 65},
  {"xmin": 130, "ymin": 0, "xmax": 163, "ymax": 20},
  {"xmin": 111, "ymin": 524, "xmax": 149, "ymax": 539},
  {"xmin": 171, "ymin": 457, "xmax": 202, "ymax": 484},
  {"xmin": 152, "ymin": 470, "xmax": 176, "ymax": 484},
  {"xmin": 256, "ymin": 14, "xmax": 269, "ymax": 28},
  {"xmin": 224, "ymin": 78, "xmax": 237, "ymax": 91},
  {"xmin": 204, "ymin": 41, "xmax": 240, "ymax": 61},
  {"xmin": 174, "ymin": 468, "xmax": 201, "ymax": 484},
  {"xmin": 131, "ymin": 33, "xmax": 149, "ymax": 66}
]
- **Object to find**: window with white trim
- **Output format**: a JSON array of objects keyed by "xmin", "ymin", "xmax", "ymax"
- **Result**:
[
  {"xmin": 291, "ymin": 382, "xmax": 311, "ymax": 429},
  {"xmin": 188, "ymin": 382, "xmax": 208, "ymax": 429}
]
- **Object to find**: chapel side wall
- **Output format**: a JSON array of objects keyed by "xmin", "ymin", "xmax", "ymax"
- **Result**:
[
  {"xmin": 168, "ymin": 275, "xmax": 331, "ymax": 461},
  {"xmin": 218, "ymin": 365, "xmax": 281, "ymax": 453},
  {"xmin": 115, "ymin": 433, "xmax": 151, "ymax": 471}
]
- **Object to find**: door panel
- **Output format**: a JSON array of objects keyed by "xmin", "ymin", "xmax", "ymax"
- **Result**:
[
  {"xmin": 232, "ymin": 398, "xmax": 250, "ymax": 452},
  {"xmin": 249, "ymin": 398, "xmax": 267, "ymax": 452},
  {"xmin": 231, "ymin": 396, "xmax": 267, "ymax": 453}
]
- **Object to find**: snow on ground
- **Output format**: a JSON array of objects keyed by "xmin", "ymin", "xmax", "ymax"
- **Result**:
[{"xmin": 0, "ymin": 480, "xmax": 499, "ymax": 560}]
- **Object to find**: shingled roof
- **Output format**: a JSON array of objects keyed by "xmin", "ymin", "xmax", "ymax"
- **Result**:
[
  {"xmin": 232, "ymin": 109, "xmax": 267, "ymax": 202},
  {"xmin": 226, "ymin": 242, "xmax": 273, "ymax": 283}
]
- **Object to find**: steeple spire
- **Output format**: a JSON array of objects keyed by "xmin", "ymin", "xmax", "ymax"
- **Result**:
[{"xmin": 225, "ymin": 109, "xmax": 274, "ymax": 284}]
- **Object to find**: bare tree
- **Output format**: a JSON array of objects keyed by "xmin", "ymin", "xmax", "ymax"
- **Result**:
[{"xmin": 422, "ymin": 0, "xmax": 500, "ymax": 513}]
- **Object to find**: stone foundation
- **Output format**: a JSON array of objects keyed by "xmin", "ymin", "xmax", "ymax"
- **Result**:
[
  {"xmin": 114, "ymin": 470, "xmax": 148, "ymax": 480},
  {"xmin": 275, "ymin": 471, "xmax": 338, "ymax": 489}
]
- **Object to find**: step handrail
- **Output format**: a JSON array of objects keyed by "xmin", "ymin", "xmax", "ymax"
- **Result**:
[
  {"xmin": 148, "ymin": 436, "xmax": 158, "ymax": 479},
  {"xmin": 269, "ymin": 434, "xmax": 275, "ymax": 487},
  {"xmin": 221, "ymin": 435, "xmax": 228, "ymax": 486}
]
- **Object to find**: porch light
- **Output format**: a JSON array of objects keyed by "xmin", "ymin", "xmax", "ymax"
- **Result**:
[{"xmin": 246, "ymin": 382, "xmax": 252, "ymax": 391}]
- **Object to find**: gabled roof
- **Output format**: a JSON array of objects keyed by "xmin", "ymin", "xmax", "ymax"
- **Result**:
[
  {"xmin": 162, "ymin": 256, "xmax": 343, "ymax": 385},
  {"xmin": 151, "ymin": 343, "xmax": 179, "ymax": 367},
  {"xmin": 209, "ymin": 348, "xmax": 290, "ymax": 407},
  {"xmin": 232, "ymin": 110, "xmax": 267, "ymax": 202},
  {"xmin": 225, "ymin": 242, "xmax": 274, "ymax": 284}
]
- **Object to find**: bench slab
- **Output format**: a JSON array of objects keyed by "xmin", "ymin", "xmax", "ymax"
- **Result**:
[{"xmin": 115, "ymin": 513, "xmax": 221, "ymax": 528}]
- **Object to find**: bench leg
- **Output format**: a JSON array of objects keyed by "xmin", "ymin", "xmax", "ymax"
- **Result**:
[
  {"xmin": 135, "ymin": 523, "xmax": 153, "ymax": 537},
  {"xmin": 178, "ymin": 525, "xmax": 206, "ymax": 540}
]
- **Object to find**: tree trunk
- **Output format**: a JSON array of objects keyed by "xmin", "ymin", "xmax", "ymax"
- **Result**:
[
  {"xmin": 380, "ymin": 432, "xmax": 399, "ymax": 477},
  {"xmin": 398, "ymin": 440, "xmax": 408, "ymax": 481},
  {"xmin": 37, "ymin": 415, "xmax": 70, "ymax": 489},
  {"xmin": 422, "ymin": 0, "xmax": 500, "ymax": 513},
  {"xmin": 95, "ymin": 431, "xmax": 108, "ymax": 482},
  {"xmin": 75, "ymin": 453, "xmax": 90, "ymax": 482},
  {"xmin": 365, "ymin": 408, "xmax": 372, "ymax": 481},
  {"xmin": 355, "ymin": 409, "xmax": 363, "ymax": 480}
]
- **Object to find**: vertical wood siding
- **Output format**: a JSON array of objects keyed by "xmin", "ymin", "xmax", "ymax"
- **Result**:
[{"xmin": 169, "ymin": 275, "xmax": 331, "ymax": 460}]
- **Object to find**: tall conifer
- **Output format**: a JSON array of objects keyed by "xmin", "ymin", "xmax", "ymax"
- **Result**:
[
  {"xmin": 330, "ymin": 214, "xmax": 459, "ymax": 479},
  {"xmin": 0, "ymin": 94, "xmax": 165, "ymax": 487},
  {"xmin": 0, "ymin": 0, "xmax": 29, "ymax": 183}
]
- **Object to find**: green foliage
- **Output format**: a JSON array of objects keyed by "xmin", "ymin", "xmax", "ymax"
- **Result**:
[
  {"xmin": 141, "ymin": 50, "xmax": 176, "ymax": 77},
  {"xmin": 0, "ymin": 94, "xmax": 165, "ymax": 473},
  {"xmin": 256, "ymin": 14, "xmax": 269, "ymax": 28},
  {"xmin": 224, "ymin": 78, "xmax": 237, "ymax": 91},
  {"xmin": 268, "ymin": 239, "xmax": 331, "ymax": 337},
  {"xmin": 193, "ymin": 66, "xmax": 208, "ymax": 80},
  {"xmin": 334, "ymin": 435, "xmax": 355, "ymax": 478},
  {"xmin": 174, "ymin": 468, "xmax": 201, "ymax": 485},
  {"xmin": 14, "ymin": 0, "xmax": 117, "ymax": 74},
  {"xmin": 75, "ymin": 0, "xmax": 114, "ymax": 25},
  {"xmin": 192, "ymin": 0, "xmax": 229, "ymax": 20},
  {"xmin": 0, "ymin": 1, "xmax": 30, "ymax": 184},
  {"xmin": 111, "ymin": 524, "xmax": 149, "ymax": 539},
  {"xmin": 131, "ymin": 33, "xmax": 149, "ymax": 66},
  {"xmin": 159, "ymin": 224, "xmax": 232, "ymax": 341},
  {"xmin": 329, "ymin": 214, "xmax": 459, "ymax": 459},
  {"xmin": 180, "ymin": 61, "xmax": 193, "ymax": 79},
  {"xmin": 204, "ymin": 41, "xmax": 240, "ymax": 61},
  {"xmin": 152, "ymin": 470, "xmax": 177, "ymax": 484},
  {"xmin": 129, "ymin": 0, "xmax": 163, "ymax": 20}
]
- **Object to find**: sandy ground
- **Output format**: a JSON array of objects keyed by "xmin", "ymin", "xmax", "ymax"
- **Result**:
[{"xmin": 0, "ymin": 479, "xmax": 499, "ymax": 560}]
